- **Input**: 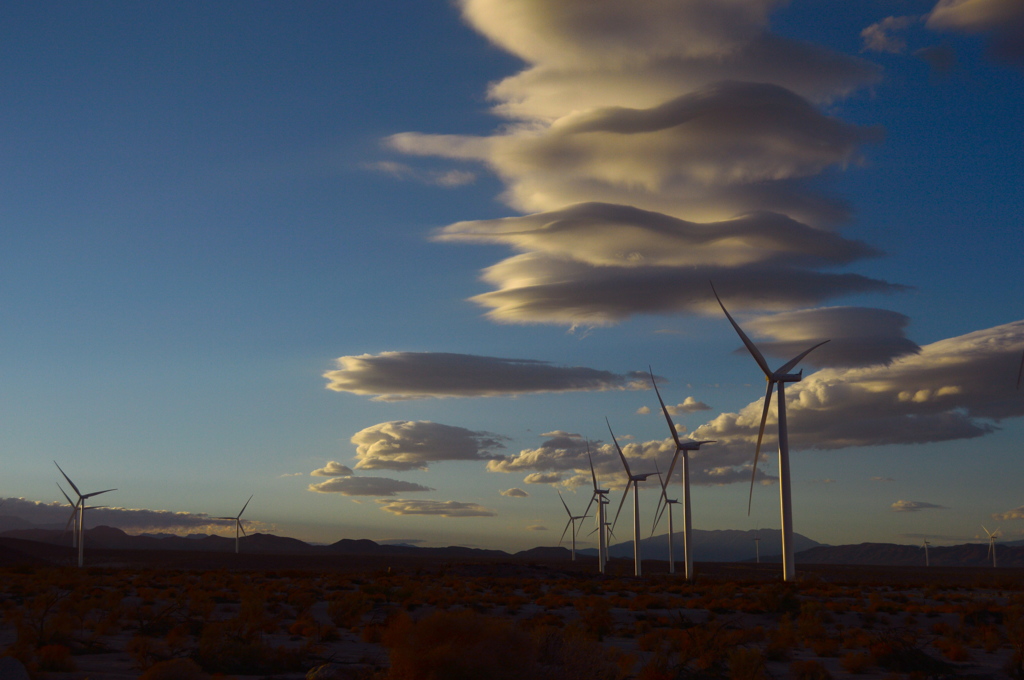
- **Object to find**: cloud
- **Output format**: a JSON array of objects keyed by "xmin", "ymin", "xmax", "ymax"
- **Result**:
[
  {"xmin": 436, "ymin": 203, "xmax": 880, "ymax": 270},
  {"xmin": 0, "ymin": 497, "xmax": 268, "ymax": 535},
  {"xmin": 871, "ymin": 476, "xmax": 896, "ymax": 482},
  {"xmin": 861, "ymin": 16, "xmax": 919, "ymax": 53},
  {"xmin": 926, "ymin": 0, "xmax": 1024, "ymax": 65},
  {"xmin": 992, "ymin": 506, "xmax": 1024, "ymax": 521},
  {"xmin": 376, "ymin": 499, "xmax": 497, "ymax": 517},
  {"xmin": 392, "ymin": 81, "xmax": 883, "ymax": 227},
  {"xmin": 350, "ymin": 420, "xmax": 508, "ymax": 471},
  {"xmin": 636, "ymin": 406, "xmax": 652, "ymax": 415},
  {"xmin": 279, "ymin": 472, "xmax": 305, "ymax": 477},
  {"xmin": 458, "ymin": 0, "xmax": 880, "ymax": 121},
  {"xmin": 307, "ymin": 477, "xmax": 434, "ymax": 497},
  {"xmin": 364, "ymin": 161, "xmax": 477, "ymax": 187},
  {"xmin": 667, "ymin": 397, "xmax": 710, "ymax": 414},
  {"xmin": 742, "ymin": 306, "xmax": 922, "ymax": 368},
  {"xmin": 325, "ymin": 352, "xmax": 648, "ymax": 400},
  {"xmin": 500, "ymin": 488, "xmax": 529, "ymax": 497},
  {"xmin": 690, "ymin": 320, "xmax": 1024, "ymax": 458},
  {"xmin": 526, "ymin": 524, "xmax": 548, "ymax": 531},
  {"xmin": 311, "ymin": 461, "xmax": 354, "ymax": 477},
  {"xmin": 891, "ymin": 500, "xmax": 948, "ymax": 512},
  {"xmin": 486, "ymin": 430, "xmax": 772, "ymax": 488},
  {"xmin": 915, "ymin": 45, "xmax": 958, "ymax": 73}
]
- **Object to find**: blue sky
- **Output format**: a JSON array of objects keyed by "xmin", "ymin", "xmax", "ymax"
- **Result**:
[{"xmin": 2, "ymin": 0, "xmax": 1023, "ymax": 552}]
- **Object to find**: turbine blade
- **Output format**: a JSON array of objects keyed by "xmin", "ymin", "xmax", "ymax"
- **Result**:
[
  {"xmin": 663, "ymin": 450, "xmax": 681, "ymax": 495},
  {"xmin": 710, "ymin": 282, "xmax": 772, "ymax": 377},
  {"xmin": 650, "ymin": 367, "xmax": 683, "ymax": 448},
  {"xmin": 83, "ymin": 488, "xmax": 116, "ymax": 499},
  {"xmin": 64, "ymin": 507, "xmax": 77, "ymax": 533},
  {"xmin": 611, "ymin": 485, "xmax": 631, "ymax": 534},
  {"xmin": 606, "ymin": 418, "xmax": 632, "ymax": 478},
  {"xmin": 748, "ymin": 382, "xmax": 775, "ymax": 515},
  {"xmin": 776, "ymin": 340, "xmax": 830, "ymax": 376},
  {"xmin": 57, "ymin": 483, "xmax": 74, "ymax": 506},
  {"xmin": 238, "ymin": 494, "xmax": 253, "ymax": 519},
  {"xmin": 581, "ymin": 494, "xmax": 596, "ymax": 525},
  {"xmin": 239, "ymin": 520, "xmax": 247, "ymax": 537},
  {"xmin": 54, "ymin": 462, "xmax": 81, "ymax": 498},
  {"xmin": 558, "ymin": 518, "xmax": 573, "ymax": 546},
  {"xmin": 558, "ymin": 490, "xmax": 572, "ymax": 518},
  {"xmin": 587, "ymin": 443, "xmax": 599, "ymax": 490}
]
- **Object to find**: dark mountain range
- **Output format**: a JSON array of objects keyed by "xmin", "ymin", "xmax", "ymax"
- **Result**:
[
  {"xmin": 788, "ymin": 541, "xmax": 1024, "ymax": 568},
  {"xmin": 579, "ymin": 528, "xmax": 824, "ymax": 563}
]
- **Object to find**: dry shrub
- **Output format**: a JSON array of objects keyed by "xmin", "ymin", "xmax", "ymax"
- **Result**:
[
  {"xmin": 139, "ymin": 657, "xmax": 209, "ymax": 680},
  {"xmin": 840, "ymin": 651, "xmax": 872, "ymax": 674},
  {"xmin": 36, "ymin": 644, "xmax": 75, "ymax": 672},
  {"xmin": 328, "ymin": 591, "xmax": 373, "ymax": 629},
  {"xmin": 790, "ymin": 659, "xmax": 832, "ymax": 680},
  {"xmin": 383, "ymin": 610, "xmax": 537, "ymax": 680},
  {"xmin": 728, "ymin": 647, "xmax": 768, "ymax": 680}
]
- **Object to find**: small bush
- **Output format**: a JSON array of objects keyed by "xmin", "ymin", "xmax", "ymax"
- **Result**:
[
  {"xmin": 790, "ymin": 659, "xmax": 832, "ymax": 680},
  {"xmin": 841, "ymin": 652, "xmax": 872, "ymax": 674},
  {"xmin": 36, "ymin": 644, "xmax": 75, "ymax": 672},
  {"xmin": 139, "ymin": 658, "xmax": 209, "ymax": 680}
]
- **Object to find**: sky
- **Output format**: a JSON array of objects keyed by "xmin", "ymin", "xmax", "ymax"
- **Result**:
[{"xmin": 2, "ymin": 0, "xmax": 1023, "ymax": 553}]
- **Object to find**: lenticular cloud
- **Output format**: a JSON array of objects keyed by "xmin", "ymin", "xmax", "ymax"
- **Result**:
[{"xmin": 387, "ymin": 0, "xmax": 905, "ymax": 331}]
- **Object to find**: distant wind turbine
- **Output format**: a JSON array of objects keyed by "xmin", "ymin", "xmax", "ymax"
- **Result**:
[
  {"xmin": 608, "ymin": 418, "xmax": 657, "ymax": 576},
  {"xmin": 983, "ymin": 526, "xmax": 1000, "ymax": 567},
  {"xmin": 754, "ymin": 535, "xmax": 761, "ymax": 564},
  {"xmin": 922, "ymin": 538, "xmax": 931, "ymax": 567},
  {"xmin": 58, "ymin": 483, "xmax": 79, "ymax": 548},
  {"xmin": 216, "ymin": 495, "xmax": 253, "ymax": 554},
  {"xmin": 650, "ymin": 462, "xmax": 678, "ymax": 574},
  {"xmin": 557, "ymin": 491, "xmax": 590, "ymax": 561},
  {"xmin": 586, "ymin": 444, "xmax": 610, "ymax": 574},
  {"xmin": 54, "ymin": 462, "xmax": 116, "ymax": 568},
  {"xmin": 711, "ymin": 283, "xmax": 828, "ymax": 583},
  {"xmin": 650, "ymin": 367, "xmax": 714, "ymax": 580}
]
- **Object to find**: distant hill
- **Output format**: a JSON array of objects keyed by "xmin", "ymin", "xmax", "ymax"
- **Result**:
[
  {"xmin": 790, "ymin": 541, "xmax": 1024, "ymax": 568},
  {"xmin": 579, "ymin": 528, "xmax": 824, "ymax": 563}
]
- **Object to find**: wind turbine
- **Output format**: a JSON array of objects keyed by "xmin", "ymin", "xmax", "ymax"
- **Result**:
[
  {"xmin": 711, "ymin": 283, "xmax": 828, "ymax": 582},
  {"xmin": 651, "ymin": 462, "xmax": 678, "ymax": 574},
  {"xmin": 983, "ymin": 526, "xmax": 1000, "ymax": 567},
  {"xmin": 57, "ymin": 483, "xmax": 80, "ymax": 548},
  {"xmin": 586, "ymin": 444, "xmax": 610, "ymax": 573},
  {"xmin": 922, "ymin": 538, "xmax": 931, "ymax": 567},
  {"xmin": 216, "ymin": 495, "xmax": 253, "ymax": 553},
  {"xmin": 607, "ymin": 418, "xmax": 657, "ymax": 576},
  {"xmin": 557, "ymin": 491, "xmax": 590, "ymax": 561},
  {"xmin": 650, "ymin": 367, "xmax": 714, "ymax": 580},
  {"xmin": 54, "ymin": 462, "xmax": 116, "ymax": 568},
  {"xmin": 754, "ymin": 536, "xmax": 761, "ymax": 564}
]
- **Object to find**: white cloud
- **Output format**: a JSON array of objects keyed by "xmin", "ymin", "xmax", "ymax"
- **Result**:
[
  {"xmin": 307, "ymin": 477, "xmax": 433, "ymax": 497},
  {"xmin": 526, "ymin": 524, "xmax": 548, "ymax": 531},
  {"xmin": 364, "ymin": 161, "xmax": 477, "ymax": 187},
  {"xmin": 523, "ymin": 472, "xmax": 563, "ymax": 485},
  {"xmin": 871, "ymin": 476, "xmax": 896, "ymax": 482},
  {"xmin": 500, "ymin": 488, "xmax": 529, "ymax": 497},
  {"xmin": 376, "ymin": 499, "xmax": 497, "ymax": 518},
  {"xmin": 992, "ymin": 506, "xmax": 1024, "ymax": 521},
  {"xmin": 667, "ymin": 397, "xmax": 710, "ymax": 414},
  {"xmin": 351, "ymin": 420, "xmax": 508, "ymax": 471},
  {"xmin": 0, "ymin": 497, "xmax": 267, "ymax": 535},
  {"xmin": 325, "ymin": 352, "xmax": 648, "ymax": 400},
  {"xmin": 861, "ymin": 16, "xmax": 918, "ymax": 54},
  {"xmin": 636, "ymin": 406, "xmax": 652, "ymax": 415},
  {"xmin": 311, "ymin": 461, "xmax": 354, "ymax": 477},
  {"xmin": 691, "ymin": 320, "xmax": 1024, "ymax": 458},
  {"xmin": 743, "ymin": 306, "xmax": 921, "ymax": 368},
  {"xmin": 926, "ymin": 0, "xmax": 1024, "ymax": 65},
  {"xmin": 891, "ymin": 500, "xmax": 948, "ymax": 512}
]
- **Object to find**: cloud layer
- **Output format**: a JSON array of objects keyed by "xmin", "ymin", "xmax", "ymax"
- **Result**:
[
  {"xmin": 307, "ymin": 477, "xmax": 434, "ymax": 497},
  {"xmin": 376, "ymin": 499, "xmax": 496, "ymax": 517},
  {"xmin": 891, "ymin": 500, "xmax": 948, "ymax": 512},
  {"xmin": 325, "ymin": 352, "xmax": 648, "ymax": 400},
  {"xmin": 350, "ymin": 420, "xmax": 508, "ymax": 471}
]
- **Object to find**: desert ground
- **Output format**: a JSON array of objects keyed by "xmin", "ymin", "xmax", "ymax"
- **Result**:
[{"xmin": 2, "ymin": 538, "xmax": 1023, "ymax": 679}]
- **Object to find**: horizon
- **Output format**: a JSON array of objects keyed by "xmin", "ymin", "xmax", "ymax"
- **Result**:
[{"xmin": 2, "ymin": 1, "xmax": 1023, "ymax": 556}]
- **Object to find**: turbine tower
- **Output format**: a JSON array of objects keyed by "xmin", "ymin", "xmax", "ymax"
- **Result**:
[
  {"xmin": 983, "ymin": 526, "xmax": 1000, "ymax": 567},
  {"xmin": 922, "ymin": 538, "xmax": 931, "ymax": 567},
  {"xmin": 216, "ymin": 495, "xmax": 253, "ymax": 554},
  {"xmin": 650, "ymin": 367, "xmax": 714, "ymax": 580},
  {"xmin": 58, "ymin": 483, "xmax": 79, "ymax": 548},
  {"xmin": 754, "ymin": 536, "xmax": 761, "ymax": 564},
  {"xmin": 557, "ymin": 491, "xmax": 590, "ymax": 561},
  {"xmin": 711, "ymin": 283, "xmax": 828, "ymax": 582},
  {"xmin": 586, "ymin": 445, "xmax": 610, "ymax": 574},
  {"xmin": 651, "ymin": 462, "xmax": 678, "ymax": 574},
  {"xmin": 607, "ymin": 418, "xmax": 656, "ymax": 576},
  {"xmin": 54, "ymin": 462, "xmax": 116, "ymax": 568}
]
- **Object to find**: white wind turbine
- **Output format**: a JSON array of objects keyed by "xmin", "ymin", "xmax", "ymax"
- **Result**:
[
  {"xmin": 983, "ymin": 526, "xmax": 1000, "ymax": 567},
  {"xmin": 650, "ymin": 462, "xmax": 678, "ymax": 574},
  {"xmin": 586, "ymin": 444, "xmax": 610, "ymax": 574},
  {"xmin": 216, "ymin": 495, "xmax": 253, "ymax": 553},
  {"xmin": 54, "ymin": 462, "xmax": 116, "ymax": 568},
  {"xmin": 557, "ymin": 491, "xmax": 591, "ymax": 561},
  {"xmin": 58, "ymin": 483, "xmax": 79, "ymax": 548},
  {"xmin": 650, "ymin": 367, "xmax": 714, "ymax": 580},
  {"xmin": 922, "ymin": 538, "xmax": 931, "ymax": 567},
  {"xmin": 712, "ymin": 283, "xmax": 828, "ymax": 582},
  {"xmin": 607, "ymin": 418, "xmax": 657, "ymax": 576}
]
